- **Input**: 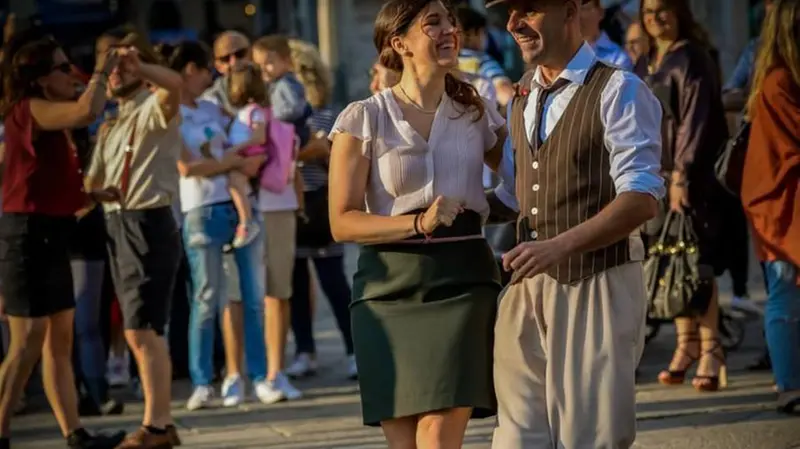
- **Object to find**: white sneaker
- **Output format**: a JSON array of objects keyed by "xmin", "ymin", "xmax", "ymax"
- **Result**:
[
  {"xmin": 232, "ymin": 221, "xmax": 260, "ymax": 248},
  {"xmin": 346, "ymin": 354, "xmax": 358, "ymax": 380},
  {"xmin": 186, "ymin": 385, "xmax": 214, "ymax": 411},
  {"xmin": 286, "ymin": 353, "xmax": 318, "ymax": 378},
  {"xmin": 106, "ymin": 356, "xmax": 130, "ymax": 387},
  {"xmin": 221, "ymin": 375, "xmax": 245, "ymax": 407},
  {"xmin": 254, "ymin": 373, "xmax": 303, "ymax": 404},
  {"xmin": 731, "ymin": 296, "xmax": 763, "ymax": 316}
]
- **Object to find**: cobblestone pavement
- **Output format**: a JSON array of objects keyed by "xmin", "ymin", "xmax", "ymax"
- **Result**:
[{"xmin": 10, "ymin": 247, "xmax": 800, "ymax": 449}]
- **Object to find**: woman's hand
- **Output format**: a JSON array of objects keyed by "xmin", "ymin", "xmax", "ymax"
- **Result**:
[
  {"xmin": 669, "ymin": 171, "xmax": 690, "ymax": 213},
  {"xmin": 419, "ymin": 195, "xmax": 463, "ymax": 234}
]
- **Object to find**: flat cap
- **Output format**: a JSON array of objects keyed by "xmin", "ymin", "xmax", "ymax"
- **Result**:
[{"xmin": 486, "ymin": 0, "xmax": 591, "ymax": 7}]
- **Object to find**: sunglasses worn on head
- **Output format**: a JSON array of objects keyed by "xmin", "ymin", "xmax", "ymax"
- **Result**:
[{"xmin": 217, "ymin": 48, "xmax": 248, "ymax": 63}]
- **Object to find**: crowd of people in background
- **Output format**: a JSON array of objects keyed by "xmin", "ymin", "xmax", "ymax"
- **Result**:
[{"xmin": 0, "ymin": 0, "xmax": 795, "ymax": 448}]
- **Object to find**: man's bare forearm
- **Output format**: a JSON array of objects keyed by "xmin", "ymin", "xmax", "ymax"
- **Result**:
[{"xmin": 552, "ymin": 192, "xmax": 658, "ymax": 257}]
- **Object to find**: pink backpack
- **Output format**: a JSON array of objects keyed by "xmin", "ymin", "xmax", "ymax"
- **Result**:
[{"xmin": 239, "ymin": 104, "xmax": 296, "ymax": 193}]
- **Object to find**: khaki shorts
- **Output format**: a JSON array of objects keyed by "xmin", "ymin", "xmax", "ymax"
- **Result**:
[{"xmin": 262, "ymin": 211, "xmax": 296, "ymax": 300}]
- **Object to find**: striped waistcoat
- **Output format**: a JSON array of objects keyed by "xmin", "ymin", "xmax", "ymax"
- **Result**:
[{"xmin": 511, "ymin": 63, "xmax": 631, "ymax": 284}]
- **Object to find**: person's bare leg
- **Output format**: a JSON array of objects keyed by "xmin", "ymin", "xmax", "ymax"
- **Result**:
[
  {"xmin": 416, "ymin": 407, "xmax": 472, "ymax": 449},
  {"xmin": 125, "ymin": 330, "xmax": 172, "ymax": 428},
  {"xmin": 0, "ymin": 317, "xmax": 47, "ymax": 436},
  {"xmin": 265, "ymin": 297, "xmax": 291, "ymax": 380},
  {"xmin": 658, "ymin": 317, "xmax": 699, "ymax": 383},
  {"xmin": 41, "ymin": 309, "xmax": 81, "ymax": 436},
  {"xmin": 228, "ymin": 173, "xmax": 253, "ymax": 225},
  {"xmin": 381, "ymin": 415, "xmax": 418, "ymax": 449},
  {"xmin": 694, "ymin": 282, "xmax": 726, "ymax": 390},
  {"xmin": 222, "ymin": 302, "xmax": 244, "ymax": 376}
]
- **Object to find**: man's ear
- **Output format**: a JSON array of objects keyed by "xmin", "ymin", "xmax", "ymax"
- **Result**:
[{"xmin": 565, "ymin": 0, "xmax": 580, "ymax": 22}]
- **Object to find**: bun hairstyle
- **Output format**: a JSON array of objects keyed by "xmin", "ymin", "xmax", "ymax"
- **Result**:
[{"xmin": 374, "ymin": 0, "xmax": 485, "ymax": 121}]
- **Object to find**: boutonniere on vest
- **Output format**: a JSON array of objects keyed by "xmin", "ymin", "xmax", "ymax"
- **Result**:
[{"xmin": 512, "ymin": 82, "xmax": 530, "ymax": 97}]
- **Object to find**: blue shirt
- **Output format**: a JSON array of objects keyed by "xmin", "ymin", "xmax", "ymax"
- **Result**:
[
  {"xmin": 458, "ymin": 48, "xmax": 509, "ymax": 83},
  {"xmin": 268, "ymin": 72, "xmax": 312, "ymax": 147},
  {"xmin": 589, "ymin": 32, "xmax": 634, "ymax": 72},
  {"xmin": 724, "ymin": 38, "xmax": 758, "ymax": 91},
  {"xmin": 495, "ymin": 43, "xmax": 665, "ymax": 211}
]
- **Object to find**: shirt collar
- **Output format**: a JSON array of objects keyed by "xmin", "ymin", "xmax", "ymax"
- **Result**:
[
  {"xmin": 593, "ymin": 32, "xmax": 616, "ymax": 52},
  {"xmin": 118, "ymin": 89, "xmax": 151, "ymax": 118},
  {"xmin": 531, "ymin": 42, "xmax": 597, "ymax": 89}
]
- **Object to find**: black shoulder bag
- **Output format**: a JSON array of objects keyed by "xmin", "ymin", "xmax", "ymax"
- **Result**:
[
  {"xmin": 714, "ymin": 115, "xmax": 751, "ymax": 197},
  {"xmin": 645, "ymin": 211, "xmax": 714, "ymax": 320}
]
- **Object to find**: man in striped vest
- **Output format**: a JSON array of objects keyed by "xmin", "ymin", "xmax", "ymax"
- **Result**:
[{"xmin": 486, "ymin": 1, "xmax": 665, "ymax": 448}]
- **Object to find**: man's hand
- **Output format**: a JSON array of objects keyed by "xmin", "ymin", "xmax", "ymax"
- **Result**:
[
  {"xmin": 502, "ymin": 239, "xmax": 569, "ymax": 279},
  {"xmin": 91, "ymin": 186, "xmax": 122, "ymax": 203},
  {"xmin": 115, "ymin": 47, "xmax": 142, "ymax": 76},
  {"xmin": 240, "ymin": 154, "xmax": 267, "ymax": 178}
]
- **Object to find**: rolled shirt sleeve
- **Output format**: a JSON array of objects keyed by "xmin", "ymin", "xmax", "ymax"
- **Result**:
[{"xmin": 600, "ymin": 70, "xmax": 666, "ymax": 200}]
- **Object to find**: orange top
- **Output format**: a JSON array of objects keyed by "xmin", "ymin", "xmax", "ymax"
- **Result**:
[{"xmin": 741, "ymin": 66, "xmax": 800, "ymax": 284}]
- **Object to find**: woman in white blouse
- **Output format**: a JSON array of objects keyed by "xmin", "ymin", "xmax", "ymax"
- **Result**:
[{"xmin": 328, "ymin": 0, "xmax": 505, "ymax": 446}]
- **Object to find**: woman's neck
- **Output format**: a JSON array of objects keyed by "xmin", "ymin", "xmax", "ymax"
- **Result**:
[
  {"xmin": 654, "ymin": 36, "xmax": 677, "ymax": 60},
  {"xmin": 396, "ymin": 66, "xmax": 446, "ymax": 111},
  {"xmin": 179, "ymin": 88, "xmax": 197, "ymax": 108}
]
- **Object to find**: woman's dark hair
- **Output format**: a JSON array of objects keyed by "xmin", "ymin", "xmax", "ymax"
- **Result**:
[
  {"xmin": 0, "ymin": 36, "xmax": 60, "ymax": 116},
  {"xmin": 374, "ymin": 0, "xmax": 485, "ymax": 121},
  {"xmin": 638, "ymin": 0, "xmax": 713, "ymax": 49},
  {"xmin": 165, "ymin": 40, "xmax": 212, "ymax": 72}
]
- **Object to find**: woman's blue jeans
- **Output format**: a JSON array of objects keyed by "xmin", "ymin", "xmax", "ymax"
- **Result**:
[
  {"xmin": 184, "ymin": 202, "xmax": 267, "ymax": 387},
  {"xmin": 72, "ymin": 259, "xmax": 109, "ymax": 405},
  {"xmin": 763, "ymin": 260, "xmax": 800, "ymax": 392}
]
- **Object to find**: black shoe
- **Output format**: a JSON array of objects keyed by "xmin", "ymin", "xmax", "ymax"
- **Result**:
[
  {"xmin": 777, "ymin": 390, "xmax": 800, "ymax": 415},
  {"xmin": 747, "ymin": 351, "xmax": 772, "ymax": 371},
  {"xmin": 100, "ymin": 399, "xmax": 125, "ymax": 416},
  {"xmin": 67, "ymin": 429, "xmax": 127, "ymax": 449}
]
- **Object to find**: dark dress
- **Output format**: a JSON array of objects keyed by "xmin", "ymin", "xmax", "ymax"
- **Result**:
[{"xmin": 635, "ymin": 40, "xmax": 730, "ymax": 311}]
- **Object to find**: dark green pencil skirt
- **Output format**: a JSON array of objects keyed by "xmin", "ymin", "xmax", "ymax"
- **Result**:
[{"xmin": 351, "ymin": 238, "xmax": 502, "ymax": 426}]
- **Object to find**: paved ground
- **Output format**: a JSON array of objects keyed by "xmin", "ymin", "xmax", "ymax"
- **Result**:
[{"xmin": 9, "ymin": 247, "xmax": 800, "ymax": 448}]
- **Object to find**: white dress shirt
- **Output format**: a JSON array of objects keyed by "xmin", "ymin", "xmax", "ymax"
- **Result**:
[{"xmin": 495, "ymin": 43, "xmax": 665, "ymax": 210}]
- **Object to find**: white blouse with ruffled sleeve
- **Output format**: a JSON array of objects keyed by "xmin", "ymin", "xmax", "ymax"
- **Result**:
[{"xmin": 328, "ymin": 88, "xmax": 504, "ymax": 220}]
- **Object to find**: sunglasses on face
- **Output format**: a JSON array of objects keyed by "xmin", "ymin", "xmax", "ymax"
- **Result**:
[
  {"xmin": 216, "ymin": 48, "xmax": 248, "ymax": 63},
  {"xmin": 51, "ymin": 62, "xmax": 72, "ymax": 74}
]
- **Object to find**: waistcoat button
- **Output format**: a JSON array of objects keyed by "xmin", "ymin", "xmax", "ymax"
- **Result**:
[
  {"xmin": 532, "ymin": 184, "xmax": 540, "ymax": 191},
  {"xmin": 532, "ymin": 161, "xmax": 539, "ymax": 169},
  {"xmin": 531, "ymin": 207, "xmax": 538, "ymax": 215}
]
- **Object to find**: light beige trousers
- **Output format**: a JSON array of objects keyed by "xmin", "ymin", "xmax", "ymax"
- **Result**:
[{"xmin": 492, "ymin": 262, "xmax": 647, "ymax": 449}]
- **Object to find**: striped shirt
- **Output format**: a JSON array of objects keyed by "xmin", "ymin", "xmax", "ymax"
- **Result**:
[
  {"xmin": 458, "ymin": 48, "xmax": 509, "ymax": 83},
  {"xmin": 301, "ymin": 106, "xmax": 336, "ymax": 191}
]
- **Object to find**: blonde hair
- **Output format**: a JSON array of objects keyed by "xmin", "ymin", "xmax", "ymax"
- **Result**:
[
  {"xmin": 746, "ymin": 0, "xmax": 800, "ymax": 117},
  {"xmin": 288, "ymin": 39, "xmax": 332, "ymax": 108},
  {"xmin": 228, "ymin": 64, "xmax": 268, "ymax": 109}
]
